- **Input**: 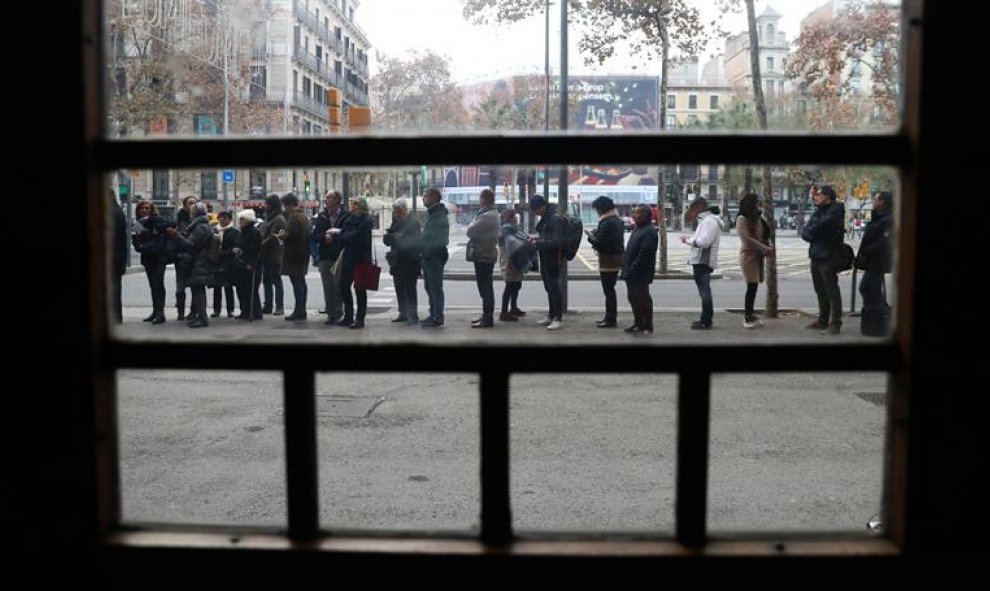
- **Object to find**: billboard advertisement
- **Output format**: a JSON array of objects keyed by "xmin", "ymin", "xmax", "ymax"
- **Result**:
[{"xmin": 551, "ymin": 76, "xmax": 660, "ymax": 131}]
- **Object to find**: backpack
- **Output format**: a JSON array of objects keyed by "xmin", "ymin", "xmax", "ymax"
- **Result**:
[
  {"xmin": 832, "ymin": 242, "xmax": 855, "ymax": 272},
  {"xmin": 207, "ymin": 233, "xmax": 222, "ymax": 266},
  {"xmin": 559, "ymin": 213, "xmax": 584, "ymax": 261}
]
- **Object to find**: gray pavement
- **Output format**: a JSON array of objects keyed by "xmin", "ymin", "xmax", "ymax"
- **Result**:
[{"xmin": 118, "ymin": 370, "xmax": 886, "ymax": 533}]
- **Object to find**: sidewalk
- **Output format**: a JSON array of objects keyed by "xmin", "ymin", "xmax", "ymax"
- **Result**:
[{"xmin": 116, "ymin": 308, "xmax": 882, "ymax": 345}]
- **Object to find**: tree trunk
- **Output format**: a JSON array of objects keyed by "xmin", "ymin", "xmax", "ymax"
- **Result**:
[
  {"xmin": 657, "ymin": 27, "xmax": 670, "ymax": 275},
  {"xmin": 746, "ymin": 0, "xmax": 778, "ymax": 318}
]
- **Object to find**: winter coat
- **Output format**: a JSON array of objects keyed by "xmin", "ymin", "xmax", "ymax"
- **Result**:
[
  {"xmin": 802, "ymin": 200, "xmax": 846, "ymax": 261},
  {"xmin": 311, "ymin": 207, "xmax": 349, "ymax": 262},
  {"xmin": 534, "ymin": 206, "xmax": 567, "ymax": 270},
  {"xmin": 587, "ymin": 211, "xmax": 625, "ymax": 273},
  {"xmin": 112, "ymin": 200, "xmax": 128, "ymax": 276},
  {"xmin": 466, "ymin": 206, "xmax": 500, "ymax": 264},
  {"xmin": 499, "ymin": 223, "xmax": 534, "ymax": 283},
  {"xmin": 419, "ymin": 202, "xmax": 450, "ymax": 261},
  {"xmin": 172, "ymin": 215, "xmax": 214, "ymax": 287},
  {"xmin": 736, "ymin": 214, "xmax": 773, "ymax": 284},
  {"xmin": 384, "ymin": 216, "xmax": 421, "ymax": 277},
  {"xmin": 281, "ymin": 209, "xmax": 312, "ymax": 277},
  {"xmin": 176, "ymin": 208, "xmax": 193, "ymax": 233},
  {"xmin": 260, "ymin": 212, "xmax": 286, "ymax": 269},
  {"xmin": 339, "ymin": 212, "xmax": 373, "ymax": 270},
  {"xmin": 215, "ymin": 224, "xmax": 241, "ymax": 283},
  {"xmin": 621, "ymin": 223, "xmax": 658, "ymax": 284},
  {"xmin": 686, "ymin": 211, "xmax": 723, "ymax": 270},
  {"xmin": 858, "ymin": 207, "xmax": 893, "ymax": 273},
  {"xmin": 235, "ymin": 223, "xmax": 262, "ymax": 274},
  {"xmin": 132, "ymin": 215, "xmax": 168, "ymax": 267}
]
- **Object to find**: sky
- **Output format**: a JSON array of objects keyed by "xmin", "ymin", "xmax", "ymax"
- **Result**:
[{"xmin": 355, "ymin": 0, "xmax": 842, "ymax": 83}]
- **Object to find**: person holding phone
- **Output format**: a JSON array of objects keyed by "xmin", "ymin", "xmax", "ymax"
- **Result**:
[{"xmin": 586, "ymin": 196, "xmax": 625, "ymax": 328}]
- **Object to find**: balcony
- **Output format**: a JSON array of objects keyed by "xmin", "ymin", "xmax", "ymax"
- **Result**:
[
  {"xmin": 295, "ymin": 0, "xmax": 343, "ymax": 55},
  {"xmin": 292, "ymin": 89, "xmax": 329, "ymax": 121},
  {"xmin": 293, "ymin": 44, "xmax": 332, "ymax": 81}
]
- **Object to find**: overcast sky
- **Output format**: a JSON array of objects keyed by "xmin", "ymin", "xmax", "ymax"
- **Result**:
[{"xmin": 356, "ymin": 0, "xmax": 845, "ymax": 82}]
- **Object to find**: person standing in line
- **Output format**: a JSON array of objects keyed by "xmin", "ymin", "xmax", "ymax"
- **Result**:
[
  {"xmin": 586, "ymin": 196, "xmax": 625, "ymax": 328},
  {"xmin": 312, "ymin": 190, "xmax": 350, "ymax": 325},
  {"xmin": 259, "ymin": 194, "xmax": 286, "ymax": 316},
  {"xmin": 857, "ymin": 191, "xmax": 894, "ymax": 337},
  {"xmin": 801, "ymin": 185, "xmax": 846, "ymax": 335},
  {"xmin": 735, "ymin": 192, "xmax": 775, "ymax": 329},
  {"xmin": 131, "ymin": 200, "xmax": 168, "ymax": 324},
  {"xmin": 466, "ymin": 188, "xmax": 501, "ymax": 329},
  {"xmin": 167, "ymin": 202, "xmax": 213, "ymax": 328},
  {"xmin": 336, "ymin": 197, "xmax": 374, "ymax": 329},
  {"xmin": 419, "ymin": 188, "xmax": 449, "ymax": 329},
  {"xmin": 278, "ymin": 193, "xmax": 312, "ymax": 321},
  {"xmin": 681, "ymin": 197, "xmax": 724, "ymax": 330},
  {"xmin": 233, "ymin": 210, "xmax": 263, "ymax": 321},
  {"xmin": 383, "ymin": 198, "xmax": 421, "ymax": 325},
  {"xmin": 528, "ymin": 195, "xmax": 566, "ymax": 331},
  {"xmin": 621, "ymin": 205, "xmax": 659, "ymax": 334},
  {"xmin": 211, "ymin": 211, "xmax": 239, "ymax": 318},
  {"xmin": 173, "ymin": 195, "xmax": 198, "ymax": 320},
  {"xmin": 110, "ymin": 189, "xmax": 128, "ymax": 324},
  {"xmin": 498, "ymin": 209, "xmax": 532, "ymax": 322}
]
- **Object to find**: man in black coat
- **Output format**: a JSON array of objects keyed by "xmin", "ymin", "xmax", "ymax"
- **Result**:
[
  {"xmin": 621, "ymin": 205, "xmax": 659, "ymax": 334},
  {"xmin": 857, "ymin": 191, "xmax": 894, "ymax": 336},
  {"xmin": 801, "ymin": 185, "xmax": 846, "ymax": 335},
  {"xmin": 110, "ymin": 190, "xmax": 128, "ymax": 324},
  {"xmin": 529, "ymin": 195, "xmax": 567, "ymax": 331},
  {"xmin": 312, "ymin": 190, "xmax": 350, "ymax": 325}
]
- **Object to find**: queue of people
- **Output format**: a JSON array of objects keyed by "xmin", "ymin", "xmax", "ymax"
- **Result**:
[{"xmin": 125, "ymin": 185, "xmax": 893, "ymax": 337}]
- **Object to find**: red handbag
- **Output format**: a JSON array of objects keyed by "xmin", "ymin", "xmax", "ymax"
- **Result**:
[{"xmin": 354, "ymin": 239, "xmax": 381, "ymax": 291}]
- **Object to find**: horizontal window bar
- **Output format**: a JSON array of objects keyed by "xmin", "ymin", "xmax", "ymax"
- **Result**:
[
  {"xmin": 103, "ymin": 343, "xmax": 900, "ymax": 373},
  {"xmin": 95, "ymin": 134, "xmax": 911, "ymax": 170}
]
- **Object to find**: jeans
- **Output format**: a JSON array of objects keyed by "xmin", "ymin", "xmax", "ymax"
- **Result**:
[
  {"xmin": 213, "ymin": 283, "xmax": 235, "ymax": 315},
  {"xmin": 692, "ymin": 264, "xmax": 714, "ymax": 325},
  {"xmin": 235, "ymin": 267, "xmax": 262, "ymax": 319},
  {"xmin": 745, "ymin": 283, "xmax": 758, "ymax": 320},
  {"xmin": 339, "ymin": 265, "xmax": 367, "ymax": 322},
  {"xmin": 600, "ymin": 271, "xmax": 619, "ymax": 323},
  {"xmin": 262, "ymin": 259, "xmax": 284, "ymax": 311},
  {"xmin": 318, "ymin": 257, "xmax": 343, "ymax": 320},
  {"xmin": 626, "ymin": 280, "xmax": 653, "ymax": 331},
  {"xmin": 501, "ymin": 281, "xmax": 522, "ymax": 313},
  {"xmin": 289, "ymin": 274, "xmax": 307, "ymax": 317},
  {"xmin": 144, "ymin": 263, "xmax": 166, "ymax": 315},
  {"xmin": 393, "ymin": 267, "xmax": 418, "ymax": 320},
  {"xmin": 474, "ymin": 261, "xmax": 495, "ymax": 320},
  {"xmin": 810, "ymin": 259, "xmax": 843, "ymax": 325},
  {"xmin": 541, "ymin": 264, "xmax": 563, "ymax": 321},
  {"xmin": 421, "ymin": 256, "xmax": 445, "ymax": 322},
  {"xmin": 859, "ymin": 270, "xmax": 889, "ymax": 335},
  {"xmin": 190, "ymin": 284, "xmax": 207, "ymax": 321}
]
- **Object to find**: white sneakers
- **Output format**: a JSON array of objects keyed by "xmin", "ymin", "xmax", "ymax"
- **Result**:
[
  {"xmin": 536, "ymin": 316, "xmax": 553, "ymax": 326},
  {"xmin": 743, "ymin": 317, "xmax": 764, "ymax": 329},
  {"xmin": 546, "ymin": 320, "xmax": 563, "ymax": 331}
]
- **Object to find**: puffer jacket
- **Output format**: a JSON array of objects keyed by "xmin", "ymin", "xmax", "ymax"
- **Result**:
[
  {"xmin": 587, "ymin": 211, "xmax": 625, "ymax": 272},
  {"xmin": 802, "ymin": 200, "xmax": 846, "ymax": 261},
  {"xmin": 858, "ymin": 207, "xmax": 893, "ymax": 273},
  {"xmin": 172, "ymin": 215, "xmax": 214, "ymax": 287},
  {"xmin": 621, "ymin": 222, "xmax": 658, "ymax": 283},
  {"xmin": 466, "ymin": 206, "xmax": 500, "ymax": 264},
  {"xmin": 339, "ymin": 213, "xmax": 373, "ymax": 270},
  {"xmin": 384, "ymin": 216, "xmax": 422, "ymax": 276},
  {"xmin": 420, "ymin": 202, "xmax": 450, "ymax": 261}
]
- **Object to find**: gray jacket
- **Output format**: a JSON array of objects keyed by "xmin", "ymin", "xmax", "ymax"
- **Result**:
[{"xmin": 466, "ymin": 206, "xmax": 500, "ymax": 264}]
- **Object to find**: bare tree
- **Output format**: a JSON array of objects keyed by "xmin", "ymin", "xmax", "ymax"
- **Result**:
[{"xmin": 370, "ymin": 51, "xmax": 467, "ymax": 131}]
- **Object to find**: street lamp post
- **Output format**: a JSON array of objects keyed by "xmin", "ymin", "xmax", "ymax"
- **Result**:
[{"xmin": 558, "ymin": 0, "xmax": 570, "ymax": 313}]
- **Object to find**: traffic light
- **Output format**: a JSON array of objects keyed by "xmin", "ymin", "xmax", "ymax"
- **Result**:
[{"xmin": 304, "ymin": 179, "xmax": 311, "ymax": 197}]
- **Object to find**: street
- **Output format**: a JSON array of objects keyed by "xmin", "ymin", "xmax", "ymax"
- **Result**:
[{"xmin": 118, "ymin": 370, "xmax": 886, "ymax": 533}]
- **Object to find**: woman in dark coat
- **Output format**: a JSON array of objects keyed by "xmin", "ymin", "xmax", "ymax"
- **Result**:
[
  {"xmin": 383, "ymin": 198, "xmax": 421, "ymax": 324},
  {"xmin": 279, "ymin": 193, "xmax": 312, "ymax": 321},
  {"xmin": 168, "ymin": 202, "xmax": 214, "ymax": 328},
  {"xmin": 259, "ymin": 194, "xmax": 286, "ymax": 315},
  {"xmin": 337, "ymin": 198, "xmax": 374, "ymax": 329},
  {"xmin": 233, "ymin": 209, "xmax": 263, "ymax": 320},
  {"xmin": 131, "ymin": 200, "xmax": 168, "ymax": 324},
  {"xmin": 173, "ymin": 195, "xmax": 198, "ymax": 320},
  {"xmin": 211, "ymin": 211, "xmax": 240, "ymax": 318}
]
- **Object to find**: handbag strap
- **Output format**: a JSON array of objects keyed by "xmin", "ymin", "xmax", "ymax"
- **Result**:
[{"xmin": 371, "ymin": 221, "xmax": 378, "ymax": 264}]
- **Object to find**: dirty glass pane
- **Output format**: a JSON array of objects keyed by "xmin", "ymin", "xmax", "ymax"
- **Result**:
[
  {"xmin": 104, "ymin": 0, "xmax": 902, "ymax": 137},
  {"xmin": 708, "ymin": 372, "xmax": 887, "ymax": 533},
  {"xmin": 317, "ymin": 373, "xmax": 479, "ymax": 532},
  {"xmin": 117, "ymin": 370, "xmax": 285, "ymax": 526},
  {"xmin": 109, "ymin": 164, "xmax": 897, "ymax": 345},
  {"xmin": 511, "ymin": 374, "xmax": 676, "ymax": 533}
]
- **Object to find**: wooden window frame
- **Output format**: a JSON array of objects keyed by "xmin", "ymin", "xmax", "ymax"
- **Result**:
[{"xmin": 83, "ymin": 0, "xmax": 924, "ymax": 559}]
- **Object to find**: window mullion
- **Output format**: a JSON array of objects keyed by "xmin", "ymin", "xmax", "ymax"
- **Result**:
[
  {"xmin": 284, "ymin": 369, "xmax": 319, "ymax": 541},
  {"xmin": 676, "ymin": 371, "xmax": 711, "ymax": 548}
]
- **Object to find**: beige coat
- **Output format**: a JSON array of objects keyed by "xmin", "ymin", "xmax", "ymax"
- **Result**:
[{"xmin": 736, "ymin": 214, "xmax": 773, "ymax": 284}]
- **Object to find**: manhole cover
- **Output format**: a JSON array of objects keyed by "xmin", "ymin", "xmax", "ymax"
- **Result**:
[
  {"xmin": 855, "ymin": 392, "xmax": 887, "ymax": 407},
  {"xmin": 317, "ymin": 395, "xmax": 385, "ymax": 418}
]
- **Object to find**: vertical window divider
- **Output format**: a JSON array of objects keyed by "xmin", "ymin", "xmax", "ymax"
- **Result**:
[
  {"xmin": 284, "ymin": 369, "xmax": 319, "ymax": 541},
  {"xmin": 676, "ymin": 371, "xmax": 711, "ymax": 547},
  {"xmin": 480, "ymin": 370, "xmax": 511, "ymax": 545}
]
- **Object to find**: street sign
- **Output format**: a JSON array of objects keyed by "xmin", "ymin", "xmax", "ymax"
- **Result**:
[
  {"xmin": 223, "ymin": 170, "xmax": 234, "ymax": 183},
  {"xmin": 118, "ymin": 183, "xmax": 129, "ymax": 197},
  {"xmin": 421, "ymin": 165, "xmax": 427, "ymax": 188}
]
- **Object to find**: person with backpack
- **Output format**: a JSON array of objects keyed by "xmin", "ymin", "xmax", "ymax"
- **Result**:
[
  {"xmin": 857, "ymin": 191, "xmax": 894, "ymax": 336},
  {"xmin": 681, "ymin": 197, "xmax": 724, "ymax": 330},
  {"xmin": 166, "ymin": 202, "xmax": 214, "ymax": 328},
  {"xmin": 735, "ymin": 192, "xmax": 775, "ymax": 329},
  {"xmin": 210, "ymin": 210, "xmax": 239, "ymax": 318},
  {"xmin": 586, "ymin": 196, "xmax": 625, "ymax": 328},
  {"xmin": 465, "ymin": 188, "xmax": 501, "ymax": 329},
  {"xmin": 801, "ymin": 185, "xmax": 846, "ymax": 335},
  {"xmin": 528, "ymin": 195, "xmax": 567, "ymax": 331},
  {"xmin": 131, "ymin": 200, "xmax": 168, "ymax": 325},
  {"xmin": 498, "ymin": 208, "xmax": 534, "ymax": 322}
]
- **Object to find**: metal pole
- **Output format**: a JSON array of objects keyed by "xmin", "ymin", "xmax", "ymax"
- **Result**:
[
  {"xmin": 538, "ymin": 0, "xmax": 550, "ymax": 234},
  {"xmin": 850, "ymin": 267, "xmax": 860, "ymax": 316},
  {"xmin": 558, "ymin": 0, "xmax": 569, "ymax": 313},
  {"xmin": 222, "ymin": 49, "xmax": 230, "ymax": 209}
]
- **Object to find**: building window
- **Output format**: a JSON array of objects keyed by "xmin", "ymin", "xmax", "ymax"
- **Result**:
[
  {"xmin": 667, "ymin": 94, "xmax": 676, "ymax": 110},
  {"xmin": 779, "ymin": 80, "xmax": 785, "ymax": 95},
  {"xmin": 250, "ymin": 66, "xmax": 266, "ymax": 102},
  {"xmin": 708, "ymin": 165, "xmax": 719, "ymax": 180},
  {"xmin": 152, "ymin": 170, "xmax": 169, "ymax": 202},
  {"xmin": 665, "ymin": 114, "xmax": 678, "ymax": 129},
  {"xmin": 767, "ymin": 23, "xmax": 774, "ymax": 39},
  {"xmin": 767, "ymin": 56, "xmax": 774, "ymax": 71},
  {"xmin": 303, "ymin": 76, "xmax": 312, "ymax": 97},
  {"xmin": 708, "ymin": 184, "xmax": 717, "ymax": 200},
  {"xmin": 709, "ymin": 94, "xmax": 719, "ymax": 110},
  {"xmin": 293, "ymin": 25, "xmax": 300, "ymax": 48},
  {"xmin": 200, "ymin": 171, "xmax": 218, "ymax": 201},
  {"xmin": 688, "ymin": 94, "xmax": 698, "ymax": 110}
]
